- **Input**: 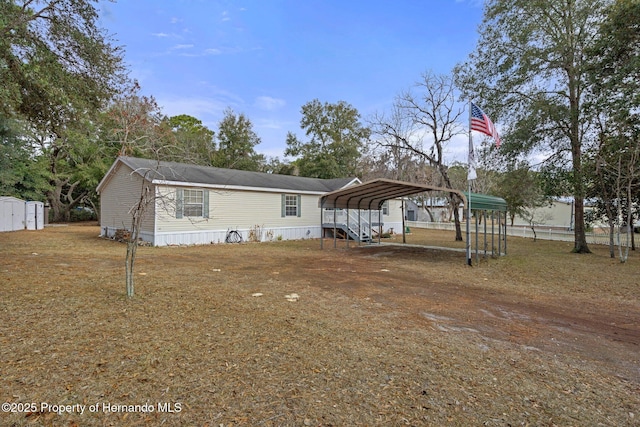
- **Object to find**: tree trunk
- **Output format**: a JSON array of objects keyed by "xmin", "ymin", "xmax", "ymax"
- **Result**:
[
  {"xmin": 451, "ymin": 194, "xmax": 463, "ymax": 241},
  {"xmin": 453, "ymin": 207, "xmax": 462, "ymax": 241},
  {"xmin": 47, "ymin": 178, "xmax": 86, "ymax": 222},
  {"xmin": 124, "ymin": 178, "xmax": 154, "ymax": 298},
  {"xmin": 609, "ymin": 223, "xmax": 615, "ymax": 258},
  {"xmin": 125, "ymin": 240, "xmax": 136, "ymax": 297},
  {"xmin": 86, "ymin": 197, "xmax": 100, "ymax": 223},
  {"xmin": 568, "ymin": 61, "xmax": 591, "ymax": 254},
  {"xmin": 572, "ymin": 197, "xmax": 591, "ymax": 253},
  {"xmin": 608, "ymin": 215, "xmax": 615, "ymax": 259},
  {"xmin": 424, "ymin": 206, "xmax": 434, "ymax": 222}
]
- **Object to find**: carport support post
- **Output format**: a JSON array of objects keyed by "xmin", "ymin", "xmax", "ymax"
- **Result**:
[
  {"xmin": 346, "ymin": 208, "xmax": 350, "ymax": 248},
  {"xmin": 484, "ymin": 210, "xmax": 487, "ymax": 259},
  {"xmin": 401, "ymin": 199, "xmax": 406, "ymax": 244},
  {"xmin": 333, "ymin": 208, "xmax": 337, "ymax": 249},
  {"xmin": 378, "ymin": 208, "xmax": 382, "ymax": 244},
  {"xmin": 498, "ymin": 211, "xmax": 502, "ymax": 255},
  {"xmin": 368, "ymin": 209, "xmax": 372, "ymax": 244},
  {"xmin": 320, "ymin": 199, "xmax": 324, "ymax": 249},
  {"xmin": 504, "ymin": 218, "xmax": 507, "ymax": 255},
  {"xmin": 357, "ymin": 209, "xmax": 361, "ymax": 246},
  {"xmin": 491, "ymin": 211, "xmax": 495, "ymax": 258},
  {"xmin": 475, "ymin": 211, "xmax": 479, "ymax": 265}
]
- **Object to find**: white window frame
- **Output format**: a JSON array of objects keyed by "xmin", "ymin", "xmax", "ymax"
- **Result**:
[
  {"xmin": 183, "ymin": 189, "xmax": 204, "ymax": 217},
  {"xmin": 175, "ymin": 188, "xmax": 209, "ymax": 219},
  {"xmin": 284, "ymin": 194, "xmax": 298, "ymax": 217}
]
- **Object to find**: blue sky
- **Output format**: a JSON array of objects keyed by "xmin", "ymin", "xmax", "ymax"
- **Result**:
[{"xmin": 99, "ymin": 0, "xmax": 484, "ymax": 162}]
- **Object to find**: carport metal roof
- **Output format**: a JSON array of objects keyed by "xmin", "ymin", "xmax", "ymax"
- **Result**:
[
  {"xmin": 319, "ymin": 178, "xmax": 467, "ymax": 210},
  {"xmin": 318, "ymin": 178, "xmax": 509, "ymax": 263},
  {"xmin": 463, "ymin": 192, "xmax": 508, "ymax": 212}
]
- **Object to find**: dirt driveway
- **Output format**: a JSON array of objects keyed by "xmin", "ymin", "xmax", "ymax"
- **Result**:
[
  {"xmin": 309, "ymin": 244, "xmax": 640, "ymax": 385},
  {"xmin": 287, "ymin": 240, "xmax": 640, "ymax": 390}
]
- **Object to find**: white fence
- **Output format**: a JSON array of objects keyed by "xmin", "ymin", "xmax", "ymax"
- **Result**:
[{"xmin": 406, "ymin": 221, "xmax": 620, "ymax": 246}]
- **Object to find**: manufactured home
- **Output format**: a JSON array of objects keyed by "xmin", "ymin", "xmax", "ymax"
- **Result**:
[{"xmin": 97, "ymin": 157, "xmax": 403, "ymax": 246}]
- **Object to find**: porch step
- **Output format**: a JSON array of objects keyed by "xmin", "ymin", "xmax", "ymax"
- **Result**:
[{"xmin": 325, "ymin": 224, "xmax": 371, "ymax": 242}]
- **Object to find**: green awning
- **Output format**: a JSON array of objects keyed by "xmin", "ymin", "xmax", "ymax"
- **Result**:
[{"xmin": 463, "ymin": 192, "xmax": 507, "ymax": 211}]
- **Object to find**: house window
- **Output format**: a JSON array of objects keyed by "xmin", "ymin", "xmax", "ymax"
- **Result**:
[
  {"xmin": 382, "ymin": 201, "xmax": 389, "ymax": 215},
  {"xmin": 183, "ymin": 189, "xmax": 204, "ymax": 217},
  {"xmin": 176, "ymin": 188, "xmax": 209, "ymax": 219},
  {"xmin": 281, "ymin": 194, "xmax": 301, "ymax": 217},
  {"xmin": 285, "ymin": 195, "xmax": 298, "ymax": 216}
]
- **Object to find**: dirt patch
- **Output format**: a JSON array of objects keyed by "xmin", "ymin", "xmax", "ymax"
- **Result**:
[
  {"xmin": 0, "ymin": 226, "xmax": 639, "ymax": 426},
  {"xmin": 322, "ymin": 245, "xmax": 640, "ymax": 384}
]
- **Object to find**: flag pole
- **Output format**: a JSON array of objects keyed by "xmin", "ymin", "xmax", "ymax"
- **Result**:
[{"xmin": 467, "ymin": 99, "xmax": 472, "ymax": 266}]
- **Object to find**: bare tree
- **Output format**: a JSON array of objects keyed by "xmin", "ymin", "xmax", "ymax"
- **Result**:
[
  {"xmin": 601, "ymin": 144, "xmax": 639, "ymax": 263},
  {"xmin": 370, "ymin": 71, "xmax": 466, "ymax": 240},
  {"xmin": 359, "ymin": 142, "xmax": 431, "ymax": 182},
  {"xmin": 122, "ymin": 160, "xmax": 183, "ymax": 297},
  {"xmin": 104, "ymin": 84, "xmax": 176, "ymax": 297},
  {"xmin": 521, "ymin": 210, "xmax": 554, "ymax": 242},
  {"xmin": 124, "ymin": 167, "xmax": 155, "ymax": 297},
  {"xmin": 592, "ymin": 113, "xmax": 640, "ymax": 263}
]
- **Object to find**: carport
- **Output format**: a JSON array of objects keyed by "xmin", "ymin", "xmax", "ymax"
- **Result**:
[
  {"xmin": 319, "ymin": 178, "xmax": 507, "ymax": 265},
  {"xmin": 463, "ymin": 191, "xmax": 508, "ymax": 264}
]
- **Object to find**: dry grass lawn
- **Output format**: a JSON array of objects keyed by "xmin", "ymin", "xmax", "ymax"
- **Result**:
[{"xmin": 1, "ymin": 224, "xmax": 639, "ymax": 426}]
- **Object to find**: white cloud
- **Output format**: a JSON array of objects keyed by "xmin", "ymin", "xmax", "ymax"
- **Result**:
[
  {"xmin": 221, "ymin": 11, "xmax": 231, "ymax": 22},
  {"xmin": 156, "ymin": 96, "xmax": 228, "ymax": 123},
  {"xmin": 197, "ymin": 83, "xmax": 245, "ymax": 106},
  {"xmin": 167, "ymin": 46, "xmax": 228, "ymax": 57},
  {"xmin": 152, "ymin": 31, "xmax": 185, "ymax": 39},
  {"xmin": 171, "ymin": 44, "xmax": 194, "ymax": 50},
  {"xmin": 254, "ymin": 96, "xmax": 286, "ymax": 111},
  {"xmin": 256, "ymin": 118, "xmax": 285, "ymax": 130}
]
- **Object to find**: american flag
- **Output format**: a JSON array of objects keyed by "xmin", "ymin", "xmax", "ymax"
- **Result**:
[{"xmin": 471, "ymin": 102, "xmax": 501, "ymax": 147}]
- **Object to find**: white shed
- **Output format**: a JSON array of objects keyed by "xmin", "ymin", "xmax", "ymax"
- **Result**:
[
  {"xmin": 0, "ymin": 196, "xmax": 26, "ymax": 232},
  {"xmin": 25, "ymin": 201, "xmax": 45, "ymax": 230}
]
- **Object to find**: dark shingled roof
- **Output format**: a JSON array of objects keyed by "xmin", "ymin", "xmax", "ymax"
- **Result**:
[{"xmin": 116, "ymin": 156, "xmax": 357, "ymax": 193}]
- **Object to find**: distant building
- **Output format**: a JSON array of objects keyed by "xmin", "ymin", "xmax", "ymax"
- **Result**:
[{"xmin": 404, "ymin": 197, "xmax": 462, "ymax": 223}]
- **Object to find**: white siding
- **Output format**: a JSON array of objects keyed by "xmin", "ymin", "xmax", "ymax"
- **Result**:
[
  {"xmin": 98, "ymin": 159, "xmax": 374, "ymax": 246},
  {"xmin": 99, "ymin": 162, "xmax": 156, "ymax": 241},
  {"xmin": 152, "ymin": 186, "xmax": 325, "ymax": 245},
  {"xmin": 512, "ymin": 200, "xmax": 573, "ymax": 228},
  {"xmin": 383, "ymin": 199, "xmax": 404, "ymax": 232}
]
